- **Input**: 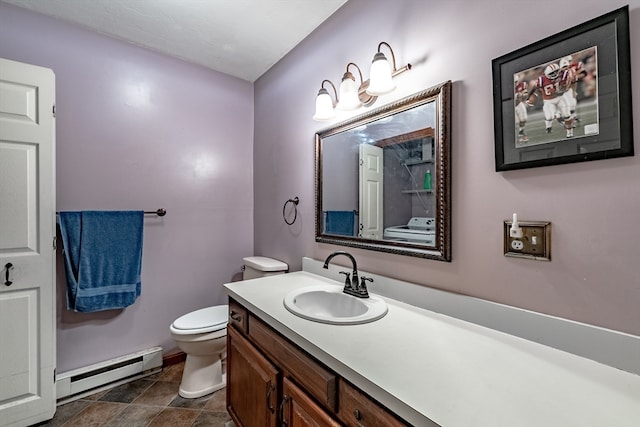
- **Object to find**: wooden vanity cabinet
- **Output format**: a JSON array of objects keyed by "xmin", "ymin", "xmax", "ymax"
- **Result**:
[{"xmin": 227, "ymin": 298, "xmax": 411, "ymax": 427}]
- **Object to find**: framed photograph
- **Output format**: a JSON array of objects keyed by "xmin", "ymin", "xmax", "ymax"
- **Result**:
[{"xmin": 492, "ymin": 6, "xmax": 633, "ymax": 171}]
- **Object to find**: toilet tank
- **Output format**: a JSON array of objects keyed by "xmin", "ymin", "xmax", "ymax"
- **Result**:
[{"xmin": 243, "ymin": 256, "xmax": 288, "ymax": 280}]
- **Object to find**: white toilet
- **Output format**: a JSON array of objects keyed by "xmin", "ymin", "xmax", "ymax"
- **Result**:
[{"xmin": 170, "ymin": 256, "xmax": 288, "ymax": 398}]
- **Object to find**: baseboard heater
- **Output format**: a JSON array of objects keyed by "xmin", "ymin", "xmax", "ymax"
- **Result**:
[{"xmin": 56, "ymin": 346, "xmax": 163, "ymax": 404}]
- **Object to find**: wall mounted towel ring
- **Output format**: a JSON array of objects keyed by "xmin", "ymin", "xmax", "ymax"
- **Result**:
[{"xmin": 283, "ymin": 197, "xmax": 300, "ymax": 225}]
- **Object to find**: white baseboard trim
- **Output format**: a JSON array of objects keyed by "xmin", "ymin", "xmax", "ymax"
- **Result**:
[{"xmin": 56, "ymin": 346, "xmax": 163, "ymax": 404}]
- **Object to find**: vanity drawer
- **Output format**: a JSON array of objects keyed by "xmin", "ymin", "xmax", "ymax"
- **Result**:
[
  {"xmin": 228, "ymin": 299, "xmax": 248, "ymax": 334},
  {"xmin": 338, "ymin": 379, "xmax": 409, "ymax": 427},
  {"xmin": 248, "ymin": 315, "xmax": 338, "ymax": 412}
]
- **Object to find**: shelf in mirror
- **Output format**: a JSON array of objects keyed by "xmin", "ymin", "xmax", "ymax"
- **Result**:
[
  {"xmin": 401, "ymin": 189, "xmax": 433, "ymax": 194},
  {"xmin": 402, "ymin": 159, "xmax": 433, "ymax": 166}
]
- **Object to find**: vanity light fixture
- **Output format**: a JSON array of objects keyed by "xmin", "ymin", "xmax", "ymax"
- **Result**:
[
  {"xmin": 313, "ymin": 79, "xmax": 338, "ymax": 121},
  {"xmin": 336, "ymin": 63, "xmax": 363, "ymax": 111},
  {"xmin": 313, "ymin": 41, "xmax": 411, "ymax": 121},
  {"xmin": 367, "ymin": 42, "xmax": 410, "ymax": 96}
]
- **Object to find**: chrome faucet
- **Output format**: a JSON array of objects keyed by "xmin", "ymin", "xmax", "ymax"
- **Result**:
[{"xmin": 322, "ymin": 251, "xmax": 370, "ymax": 298}]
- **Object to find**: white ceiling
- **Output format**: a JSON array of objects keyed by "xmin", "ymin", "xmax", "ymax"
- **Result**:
[{"xmin": 2, "ymin": 0, "xmax": 348, "ymax": 82}]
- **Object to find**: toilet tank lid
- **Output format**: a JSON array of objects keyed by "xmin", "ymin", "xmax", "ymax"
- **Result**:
[
  {"xmin": 172, "ymin": 305, "xmax": 229, "ymax": 330},
  {"xmin": 243, "ymin": 256, "xmax": 288, "ymax": 272}
]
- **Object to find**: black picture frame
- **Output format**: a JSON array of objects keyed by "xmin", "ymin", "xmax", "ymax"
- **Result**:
[{"xmin": 492, "ymin": 6, "xmax": 633, "ymax": 171}]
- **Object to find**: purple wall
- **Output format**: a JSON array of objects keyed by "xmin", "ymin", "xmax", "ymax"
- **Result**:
[
  {"xmin": 1, "ymin": 0, "xmax": 639, "ymax": 373},
  {"xmin": 1, "ymin": 3, "xmax": 254, "ymax": 372},
  {"xmin": 254, "ymin": 0, "xmax": 640, "ymax": 336}
]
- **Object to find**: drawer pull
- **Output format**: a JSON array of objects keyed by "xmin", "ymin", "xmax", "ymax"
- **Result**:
[
  {"xmin": 279, "ymin": 394, "xmax": 290, "ymax": 425},
  {"xmin": 267, "ymin": 382, "xmax": 275, "ymax": 413},
  {"xmin": 353, "ymin": 408, "xmax": 362, "ymax": 420},
  {"xmin": 229, "ymin": 310, "xmax": 242, "ymax": 322}
]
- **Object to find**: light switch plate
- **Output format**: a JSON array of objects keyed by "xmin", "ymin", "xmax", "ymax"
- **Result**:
[{"xmin": 504, "ymin": 220, "xmax": 551, "ymax": 261}]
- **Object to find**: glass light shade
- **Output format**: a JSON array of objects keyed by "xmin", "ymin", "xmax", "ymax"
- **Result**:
[
  {"xmin": 313, "ymin": 88, "xmax": 335, "ymax": 121},
  {"xmin": 366, "ymin": 52, "xmax": 395, "ymax": 96},
  {"xmin": 336, "ymin": 74, "xmax": 361, "ymax": 111}
]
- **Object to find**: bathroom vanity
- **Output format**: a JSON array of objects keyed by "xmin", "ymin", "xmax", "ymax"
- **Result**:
[
  {"xmin": 224, "ymin": 261, "xmax": 640, "ymax": 427},
  {"xmin": 227, "ymin": 298, "xmax": 406, "ymax": 426}
]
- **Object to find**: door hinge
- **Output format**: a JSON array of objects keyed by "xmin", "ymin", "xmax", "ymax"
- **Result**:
[
  {"xmin": 53, "ymin": 236, "xmax": 57, "ymax": 250},
  {"xmin": 54, "ymin": 368, "xmax": 56, "ymax": 382},
  {"xmin": 52, "ymin": 104, "xmax": 56, "ymax": 117}
]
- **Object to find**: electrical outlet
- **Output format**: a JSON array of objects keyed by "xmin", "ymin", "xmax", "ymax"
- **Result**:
[
  {"xmin": 504, "ymin": 220, "xmax": 551, "ymax": 261},
  {"xmin": 511, "ymin": 240, "xmax": 524, "ymax": 250}
]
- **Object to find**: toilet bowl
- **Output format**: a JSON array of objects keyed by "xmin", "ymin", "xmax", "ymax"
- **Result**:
[
  {"xmin": 170, "ymin": 256, "xmax": 288, "ymax": 398},
  {"xmin": 170, "ymin": 305, "xmax": 229, "ymax": 398}
]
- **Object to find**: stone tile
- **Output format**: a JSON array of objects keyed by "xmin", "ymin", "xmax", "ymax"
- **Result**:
[
  {"xmin": 63, "ymin": 401, "xmax": 127, "ymax": 427},
  {"xmin": 169, "ymin": 392, "xmax": 211, "ymax": 410},
  {"xmin": 192, "ymin": 411, "xmax": 231, "ymax": 427},
  {"xmin": 99, "ymin": 379, "xmax": 155, "ymax": 403},
  {"xmin": 203, "ymin": 389, "xmax": 226, "ymax": 412},
  {"xmin": 133, "ymin": 381, "xmax": 179, "ymax": 406},
  {"xmin": 103, "ymin": 404, "xmax": 164, "ymax": 427},
  {"xmin": 49, "ymin": 371, "xmax": 231, "ymax": 427},
  {"xmin": 147, "ymin": 407, "xmax": 199, "ymax": 427},
  {"xmin": 156, "ymin": 362, "xmax": 184, "ymax": 383},
  {"xmin": 43, "ymin": 400, "xmax": 92, "ymax": 427}
]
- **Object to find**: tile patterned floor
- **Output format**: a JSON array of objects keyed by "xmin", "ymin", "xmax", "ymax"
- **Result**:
[{"xmin": 38, "ymin": 362, "xmax": 232, "ymax": 427}]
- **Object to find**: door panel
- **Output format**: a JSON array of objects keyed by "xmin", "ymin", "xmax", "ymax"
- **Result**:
[
  {"xmin": 0, "ymin": 290, "xmax": 38, "ymax": 401},
  {"xmin": 0, "ymin": 79, "xmax": 38, "ymax": 124},
  {"xmin": 0, "ymin": 143, "xmax": 38, "ymax": 252},
  {"xmin": 359, "ymin": 144, "xmax": 384, "ymax": 239},
  {"xmin": 0, "ymin": 58, "xmax": 56, "ymax": 426}
]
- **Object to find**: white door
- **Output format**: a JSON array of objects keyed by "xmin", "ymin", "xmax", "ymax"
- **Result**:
[
  {"xmin": 358, "ymin": 144, "xmax": 383, "ymax": 239},
  {"xmin": 0, "ymin": 58, "xmax": 56, "ymax": 426}
]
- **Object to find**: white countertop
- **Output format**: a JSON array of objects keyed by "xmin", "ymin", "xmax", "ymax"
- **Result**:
[{"xmin": 225, "ymin": 271, "xmax": 640, "ymax": 427}]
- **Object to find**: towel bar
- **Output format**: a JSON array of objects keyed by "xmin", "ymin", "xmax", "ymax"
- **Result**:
[
  {"xmin": 57, "ymin": 209, "xmax": 167, "ymax": 217},
  {"xmin": 144, "ymin": 209, "xmax": 167, "ymax": 217}
]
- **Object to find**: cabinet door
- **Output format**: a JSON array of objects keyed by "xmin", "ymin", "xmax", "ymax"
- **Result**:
[
  {"xmin": 227, "ymin": 326, "xmax": 279, "ymax": 427},
  {"xmin": 282, "ymin": 377, "xmax": 341, "ymax": 427}
]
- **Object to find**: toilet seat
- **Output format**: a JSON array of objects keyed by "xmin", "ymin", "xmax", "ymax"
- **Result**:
[{"xmin": 171, "ymin": 305, "xmax": 228, "ymax": 335}]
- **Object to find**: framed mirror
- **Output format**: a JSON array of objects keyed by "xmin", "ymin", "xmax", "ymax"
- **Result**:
[{"xmin": 315, "ymin": 80, "xmax": 452, "ymax": 261}]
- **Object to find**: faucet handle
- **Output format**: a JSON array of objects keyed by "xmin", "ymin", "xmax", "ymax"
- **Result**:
[
  {"xmin": 358, "ymin": 276, "xmax": 372, "ymax": 297},
  {"xmin": 360, "ymin": 276, "xmax": 373, "ymax": 286},
  {"xmin": 338, "ymin": 271, "xmax": 351, "ymax": 287}
]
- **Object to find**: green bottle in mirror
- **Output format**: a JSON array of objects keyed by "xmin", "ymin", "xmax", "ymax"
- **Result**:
[{"xmin": 423, "ymin": 169, "xmax": 432, "ymax": 190}]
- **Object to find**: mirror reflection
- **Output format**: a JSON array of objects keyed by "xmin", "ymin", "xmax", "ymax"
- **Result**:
[{"xmin": 315, "ymin": 81, "xmax": 451, "ymax": 261}]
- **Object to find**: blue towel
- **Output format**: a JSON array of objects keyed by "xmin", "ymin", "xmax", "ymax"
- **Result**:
[
  {"xmin": 324, "ymin": 211, "xmax": 355, "ymax": 236},
  {"xmin": 58, "ymin": 210, "xmax": 144, "ymax": 312}
]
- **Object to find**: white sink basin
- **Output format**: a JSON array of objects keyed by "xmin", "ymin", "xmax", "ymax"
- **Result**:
[{"xmin": 283, "ymin": 285, "xmax": 388, "ymax": 325}]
